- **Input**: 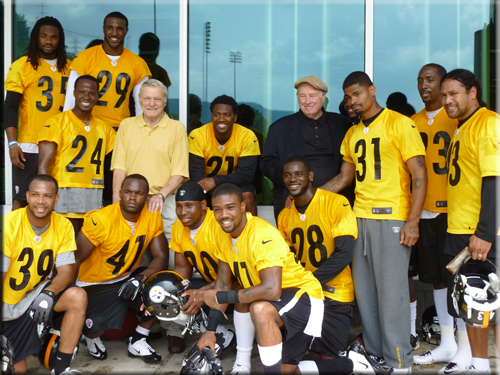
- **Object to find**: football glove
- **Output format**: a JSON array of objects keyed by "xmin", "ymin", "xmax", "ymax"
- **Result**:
[
  {"xmin": 118, "ymin": 274, "xmax": 144, "ymax": 300},
  {"xmin": 30, "ymin": 289, "xmax": 55, "ymax": 325},
  {"xmin": 1, "ymin": 333, "xmax": 15, "ymax": 375}
]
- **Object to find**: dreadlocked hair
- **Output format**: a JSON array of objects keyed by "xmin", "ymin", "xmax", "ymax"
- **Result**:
[{"xmin": 26, "ymin": 16, "xmax": 68, "ymax": 73}]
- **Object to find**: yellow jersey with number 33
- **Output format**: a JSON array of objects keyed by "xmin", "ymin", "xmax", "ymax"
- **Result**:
[
  {"xmin": 5, "ymin": 56, "xmax": 71, "ymax": 143},
  {"xmin": 188, "ymin": 123, "xmax": 260, "ymax": 177},
  {"xmin": 212, "ymin": 213, "xmax": 323, "ymax": 300},
  {"xmin": 3, "ymin": 208, "xmax": 76, "ymax": 305},
  {"xmin": 170, "ymin": 209, "xmax": 221, "ymax": 283},
  {"xmin": 78, "ymin": 203, "xmax": 163, "ymax": 284},
  {"xmin": 38, "ymin": 110, "xmax": 116, "ymax": 189},
  {"xmin": 278, "ymin": 189, "xmax": 357, "ymax": 302},
  {"xmin": 447, "ymin": 107, "xmax": 500, "ymax": 235},
  {"xmin": 412, "ymin": 108, "xmax": 457, "ymax": 213},
  {"xmin": 341, "ymin": 109, "xmax": 426, "ymax": 221},
  {"xmin": 69, "ymin": 46, "xmax": 151, "ymax": 128}
]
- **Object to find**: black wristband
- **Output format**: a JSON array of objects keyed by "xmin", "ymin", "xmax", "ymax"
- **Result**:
[
  {"xmin": 206, "ymin": 309, "xmax": 224, "ymax": 332},
  {"xmin": 216, "ymin": 290, "xmax": 240, "ymax": 304}
]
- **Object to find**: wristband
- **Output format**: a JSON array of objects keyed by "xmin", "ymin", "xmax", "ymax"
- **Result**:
[
  {"xmin": 8, "ymin": 141, "xmax": 17, "ymax": 147},
  {"xmin": 156, "ymin": 193, "xmax": 165, "ymax": 200},
  {"xmin": 216, "ymin": 290, "xmax": 240, "ymax": 304},
  {"xmin": 206, "ymin": 309, "xmax": 224, "ymax": 332}
]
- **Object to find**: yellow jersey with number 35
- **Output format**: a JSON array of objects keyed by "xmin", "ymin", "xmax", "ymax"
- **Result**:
[
  {"xmin": 412, "ymin": 108, "xmax": 457, "ymax": 213},
  {"xmin": 69, "ymin": 46, "xmax": 151, "ymax": 128},
  {"xmin": 170, "ymin": 209, "xmax": 221, "ymax": 283},
  {"xmin": 3, "ymin": 208, "xmax": 76, "ymax": 305},
  {"xmin": 341, "ymin": 109, "xmax": 426, "ymax": 221},
  {"xmin": 278, "ymin": 189, "xmax": 357, "ymax": 302},
  {"xmin": 188, "ymin": 123, "xmax": 260, "ymax": 177},
  {"xmin": 38, "ymin": 110, "xmax": 116, "ymax": 189},
  {"xmin": 78, "ymin": 203, "xmax": 163, "ymax": 284},
  {"xmin": 447, "ymin": 107, "xmax": 500, "ymax": 235},
  {"xmin": 5, "ymin": 56, "xmax": 71, "ymax": 143},
  {"xmin": 212, "ymin": 213, "xmax": 323, "ymax": 300}
]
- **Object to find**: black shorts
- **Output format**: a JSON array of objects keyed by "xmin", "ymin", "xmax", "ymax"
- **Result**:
[
  {"xmin": 2, "ymin": 284, "xmax": 75, "ymax": 364},
  {"xmin": 309, "ymin": 298, "xmax": 353, "ymax": 358},
  {"xmin": 268, "ymin": 288, "xmax": 320, "ymax": 366},
  {"xmin": 414, "ymin": 214, "xmax": 448, "ymax": 284},
  {"xmin": 12, "ymin": 153, "xmax": 38, "ymax": 201},
  {"xmin": 408, "ymin": 246, "xmax": 418, "ymax": 278},
  {"xmin": 82, "ymin": 270, "xmax": 152, "ymax": 336}
]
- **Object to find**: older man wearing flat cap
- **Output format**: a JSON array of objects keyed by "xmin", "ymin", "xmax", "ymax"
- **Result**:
[{"xmin": 261, "ymin": 75, "xmax": 354, "ymax": 219}]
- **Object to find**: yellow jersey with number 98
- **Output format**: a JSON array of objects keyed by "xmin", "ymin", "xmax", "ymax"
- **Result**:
[{"xmin": 3, "ymin": 208, "xmax": 76, "ymax": 305}]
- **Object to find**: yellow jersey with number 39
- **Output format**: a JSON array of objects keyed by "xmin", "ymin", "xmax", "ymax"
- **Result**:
[
  {"xmin": 38, "ymin": 110, "xmax": 116, "ymax": 189},
  {"xmin": 447, "ymin": 107, "xmax": 500, "ymax": 235},
  {"xmin": 278, "ymin": 189, "xmax": 357, "ymax": 302},
  {"xmin": 188, "ymin": 123, "xmax": 260, "ymax": 177},
  {"xmin": 341, "ymin": 109, "xmax": 426, "ymax": 221},
  {"xmin": 5, "ymin": 56, "xmax": 71, "ymax": 143},
  {"xmin": 170, "ymin": 209, "xmax": 221, "ymax": 283},
  {"xmin": 3, "ymin": 208, "xmax": 76, "ymax": 305},
  {"xmin": 78, "ymin": 203, "xmax": 163, "ymax": 284}
]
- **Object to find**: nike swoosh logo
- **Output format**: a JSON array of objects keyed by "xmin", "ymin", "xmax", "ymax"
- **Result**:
[
  {"xmin": 411, "ymin": 125, "xmax": 416, "ymax": 128},
  {"xmin": 44, "ymin": 125, "xmax": 50, "ymax": 127},
  {"xmin": 343, "ymin": 203, "xmax": 349, "ymax": 207},
  {"xmin": 190, "ymin": 136, "xmax": 194, "ymax": 139},
  {"xmin": 254, "ymin": 140, "xmax": 257, "ymax": 143},
  {"xmin": 262, "ymin": 240, "xmax": 272, "ymax": 244},
  {"xmin": 92, "ymin": 218, "xmax": 97, "ymax": 226}
]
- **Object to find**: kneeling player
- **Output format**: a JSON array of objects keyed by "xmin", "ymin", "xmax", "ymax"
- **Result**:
[
  {"xmin": 2, "ymin": 175, "xmax": 87, "ymax": 375},
  {"xmin": 184, "ymin": 183, "xmax": 324, "ymax": 374},
  {"xmin": 171, "ymin": 181, "xmax": 254, "ymax": 374},
  {"xmin": 75, "ymin": 174, "xmax": 168, "ymax": 363}
]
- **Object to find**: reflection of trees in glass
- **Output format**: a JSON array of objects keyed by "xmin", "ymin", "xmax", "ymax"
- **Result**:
[
  {"xmin": 15, "ymin": 13, "xmax": 31, "ymax": 59},
  {"xmin": 251, "ymin": 107, "xmax": 267, "ymax": 134}
]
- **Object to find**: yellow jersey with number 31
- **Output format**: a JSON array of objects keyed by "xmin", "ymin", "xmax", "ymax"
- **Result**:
[
  {"xmin": 38, "ymin": 110, "xmax": 116, "ymax": 189},
  {"xmin": 278, "ymin": 189, "xmax": 357, "ymax": 302},
  {"xmin": 341, "ymin": 109, "xmax": 426, "ymax": 221},
  {"xmin": 170, "ymin": 209, "xmax": 221, "ymax": 283},
  {"xmin": 5, "ymin": 56, "xmax": 71, "ymax": 143},
  {"xmin": 3, "ymin": 208, "xmax": 76, "ymax": 305}
]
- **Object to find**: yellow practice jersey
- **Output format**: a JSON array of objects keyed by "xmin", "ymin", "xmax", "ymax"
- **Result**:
[
  {"xmin": 447, "ymin": 107, "xmax": 500, "ymax": 235},
  {"xmin": 5, "ymin": 56, "xmax": 71, "ymax": 143},
  {"xmin": 79, "ymin": 203, "xmax": 163, "ymax": 283},
  {"xmin": 170, "ymin": 209, "xmax": 221, "ymax": 282},
  {"xmin": 189, "ymin": 123, "xmax": 260, "ymax": 176},
  {"xmin": 341, "ymin": 109, "xmax": 426, "ymax": 221},
  {"xmin": 38, "ymin": 110, "xmax": 115, "ymax": 189},
  {"xmin": 69, "ymin": 46, "xmax": 151, "ymax": 128},
  {"xmin": 213, "ymin": 214, "xmax": 323, "ymax": 300},
  {"xmin": 412, "ymin": 109, "xmax": 457, "ymax": 213},
  {"xmin": 278, "ymin": 189, "xmax": 357, "ymax": 302},
  {"xmin": 3, "ymin": 208, "xmax": 76, "ymax": 305}
]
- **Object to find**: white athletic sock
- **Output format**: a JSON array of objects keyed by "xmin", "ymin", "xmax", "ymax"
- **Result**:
[
  {"xmin": 471, "ymin": 358, "xmax": 490, "ymax": 373},
  {"xmin": 449, "ymin": 319, "xmax": 471, "ymax": 367},
  {"xmin": 234, "ymin": 311, "xmax": 255, "ymax": 368},
  {"xmin": 431, "ymin": 288, "xmax": 457, "ymax": 356},
  {"xmin": 258, "ymin": 343, "xmax": 282, "ymax": 366},
  {"xmin": 297, "ymin": 360, "xmax": 319, "ymax": 374},
  {"xmin": 434, "ymin": 288, "xmax": 454, "ymax": 327},
  {"xmin": 135, "ymin": 325, "xmax": 150, "ymax": 336},
  {"xmin": 410, "ymin": 301, "xmax": 417, "ymax": 336}
]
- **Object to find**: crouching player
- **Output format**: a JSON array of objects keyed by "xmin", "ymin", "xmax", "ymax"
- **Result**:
[
  {"xmin": 2, "ymin": 175, "xmax": 87, "ymax": 375},
  {"xmin": 74, "ymin": 174, "xmax": 168, "ymax": 363}
]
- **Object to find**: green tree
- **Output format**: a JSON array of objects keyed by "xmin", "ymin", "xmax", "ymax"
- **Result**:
[{"xmin": 15, "ymin": 13, "xmax": 31, "ymax": 59}]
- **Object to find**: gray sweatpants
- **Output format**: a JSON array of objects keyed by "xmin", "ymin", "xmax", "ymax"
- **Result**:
[{"xmin": 352, "ymin": 218, "xmax": 413, "ymax": 369}]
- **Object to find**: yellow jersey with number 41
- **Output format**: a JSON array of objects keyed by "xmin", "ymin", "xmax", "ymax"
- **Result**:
[
  {"xmin": 3, "ymin": 208, "xmax": 76, "ymax": 305},
  {"xmin": 447, "ymin": 107, "xmax": 500, "ymax": 235},
  {"xmin": 341, "ymin": 109, "xmax": 426, "ymax": 221},
  {"xmin": 5, "ymin": 56, "xmax": 71, "ymax": 143}
]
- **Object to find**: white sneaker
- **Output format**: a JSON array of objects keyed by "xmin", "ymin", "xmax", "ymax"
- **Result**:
[
  {"xmin": 50, "ymin": 368, "xmax": 81, "ymax": 375},
  {"xmin": 85, "ymin": 337, "xmax": 107, "ymax": 360},
  {"xmin": 413, "ymin": 351, "xmax": 435, "ymax": 365},
  {"xmin": 128, "ymin": 337, "xmax": 161, "ymax": 364},
  {"xmin": 438, "ymin": 362, "xmax": 469, "ymax": 374},
  {"xmin": 391, "ymin": 367, "xmax": 412, "ymax": 374},
  {"xmin": 222, "ymin": 329, "xmax": 236, "ymax": 350},
  {"xmin": 230, "ymin": 363, "xmax": 251, "ymax": 375},
  {"xmin": 464, "ymin": 365, "xmax": 491, "ymax": 374},
  {"xmin": 347, "ymin": 342, "xmax": 387, "ymax": 375}
]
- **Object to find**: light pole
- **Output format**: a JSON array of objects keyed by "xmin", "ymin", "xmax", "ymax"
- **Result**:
[
  {"xmin": 202, "ymin": 21, "xmax": 211, "ymax": 103},
  {"xmin": 229, "ymin": 51, "xmax": 242, "ymax": 100}
]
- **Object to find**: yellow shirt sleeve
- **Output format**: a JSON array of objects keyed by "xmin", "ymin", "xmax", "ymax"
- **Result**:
[
  {"xmin": 277, "ymin": 209, "xmax": 293, "ymax": 247},
  {"xmin": 391, "ymin": 117, "xmax": 426, "ymax": 162},
  {"xmin": 37, "ymin": 115, "xmax": 63, "ymax": 145},
  {"xmin": 5, "ymin": 58, "xmax": 26, "ymax": 94},
  {"xmin": 105, "ymin": 125, "xmax": 116, "ymax": 155},
  {"xmin": 188, "ymin": 127, "xmax": 205, "ymax": 158},
  {"xmin": 110, "ymin": 121, "xmax": 129, "ymax": 171},
  {"xmin": 153, "ymin": 210, "xmax": 164, "ymax": 238},
  {"xmin": 253, "ymin": 228, "xmax": 287, "ymax": 272},
  {"xmin": 329, "ymin": 196, "xmax": 358, "ymax": 239},
  {"xmin": 478, "ymin": 115, "xmax": 500, "ymax": 178},
  {"xmin": 169, "ymin": 221, "xmax": 183, "ymax": 253},
  {"xmin": 170, "ymin": 122, "xmax": 190, "ymax": 177},
  {"xmin": 81, "ymin": 211, "xmax": 109, "ymax": 247},
  {"xmin": 341, "ymin": 127, "xmax": 355, "ymax": 163},
  {"xmin": 239, "ymin": 126, "xmax": 261, "ymax": 157},
  {"xmin": 59, "ymin": 217, "xmax": 77, "ymax": 254}
]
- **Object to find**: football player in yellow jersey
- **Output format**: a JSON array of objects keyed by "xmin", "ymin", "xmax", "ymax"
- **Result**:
[
  {"xmin": 4, "ymin": 17, "xmax": 70, "ymax": 210},
  {"xmin": 189, "ymin": 95, "xmax": 260, "ymax": 216},
  {"xmin": 183, "ymin": 183, "xmax": 324, "ymax": 374},
  {"xmin": 322, "ymin": 71, "xmax": 427, "ymax": 373},
  {"xmin": 2, "ymin": 175, "xmax": 87, "ymax": 375},
  {"xmin": 278, "ymin": 156, "xmax": 386, "ymax": 375},
  {"xmin": 412, "ymin": 65, "xmax": 472, "ymax": 373},
  {"xmin": 74, "ymin": 174, "xmax": 168, "ymax": 364},
  {"xmin": 38, "ymin": 75, "xmax": 115, "ymax": 236},
  {"xmin": 441, "ymin": 69, "xmax": 500, "ymax": 374}
]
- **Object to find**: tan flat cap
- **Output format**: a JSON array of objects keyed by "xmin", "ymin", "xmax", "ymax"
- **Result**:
[{"xmin": 294, "ymin": 75, "xmax": 328, "ymax": 92}]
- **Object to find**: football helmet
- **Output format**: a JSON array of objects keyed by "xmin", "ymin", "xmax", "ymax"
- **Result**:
[
  {"xmin": 38, "ymin": 328, "xmax": 79, "ymax": 370},
  {"xmin": 421, "ymin": 305, "xmax": 441, "ymax": 345},
  {"xmin": 143, "ymin": 271, "xmax": 191, "ymax": 321},
  {"xmin": 1, "ymin": 334, "xmax": 15, "ymax": 375},
  {"xmin": 180, "ymin": 339, "xmax": 224, "ymax": 375},
  {"xmin": 452, "ymin": 255, "xmax": 500, "ymax": 328}
]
